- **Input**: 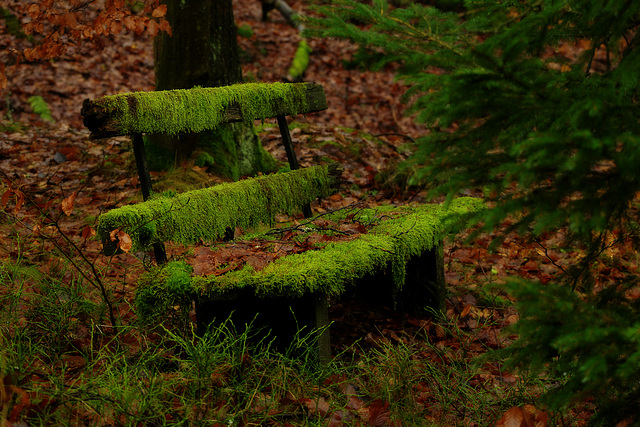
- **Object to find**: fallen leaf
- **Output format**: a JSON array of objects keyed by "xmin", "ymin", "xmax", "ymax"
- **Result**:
[
  {"xmin": 460, "ymin": 304, "xmax": 472, "ymax": 318},
  {"xmin": 496, "ymin": 407, "xmax": 526, "ymax": 427},
  {"xmin": 245, "ymin": 255, "xmax": 270, "ymax": 271},
  {"xmin": 81, "ymin": 226, "xmax": 96, "ymax": 239},
  {"xmin": 117, "ymin": 230, "xmax": 133, "ymax": 253},
  {"xmin": 14, "ymin": 191, "xmax": 24, "ymax": 214},
  {"xmin": 1, "ymin": 189, "xmax": 11, "ymax": 209},
  {"xmin": 152, "ymin": 4, "xmax": 167, "ymax": 18},
  {"xmin": 301, "ymin": 397, "xmax": 330, "ymax": 417},
  {"xmin": 61, "ymin": 192, "xmax": 78, "ymax": 216},
  {"xmin": 368, "ymin": 399, "xmax": 391, "ymax": 426}
]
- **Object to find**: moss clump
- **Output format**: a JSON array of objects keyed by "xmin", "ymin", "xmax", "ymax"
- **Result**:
[
  {"xmin": 97, "ymin": 165, "xmax": 340, "ymax": 252},
  {"xmin": 288, "ymin": 40, "xmax": 313, "ymax": 80},
  {"xmin": 97, "ymin": 82, "xmax": 311, "ymax": 136},
  {"xmin": 1, "ymin": 8, "xmax": 30, "ymax": 40},
  {"xmin": 136, "ymin": 260, "xmax": 194, "ymax": 324},
  {"xmin": 196, "ymin": 121, "xmax": 276, "ymax": 181}
]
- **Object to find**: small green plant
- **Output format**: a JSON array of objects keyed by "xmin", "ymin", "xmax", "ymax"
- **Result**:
[
  {"xmin": 237, "ymin": 23, "xmax": 254, "ymax": 38},
  {"xmin": 27, "ymin": 95, "xmax": 55, "ymax": 123}
]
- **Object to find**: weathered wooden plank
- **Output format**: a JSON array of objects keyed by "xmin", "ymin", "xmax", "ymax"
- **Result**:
[
  {"xmin": 99, "ymin": 164, "xmax": 343, "ymax": 254},
  {"xmin": 81, "ymin": 82, "xmax": 328, "ymax": 139}
]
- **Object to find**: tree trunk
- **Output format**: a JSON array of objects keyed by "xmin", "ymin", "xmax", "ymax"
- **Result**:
[{"xmin": 149, "ymin": 0, "xmax": 275, "ymax": 180}]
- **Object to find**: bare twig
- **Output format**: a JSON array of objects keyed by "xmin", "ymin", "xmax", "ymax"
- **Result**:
[{"xmin": 266, "ymin": 196, "xmax": 369, "ymax": 236}]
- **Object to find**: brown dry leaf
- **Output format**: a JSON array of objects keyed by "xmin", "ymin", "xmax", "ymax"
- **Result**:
[
  {"xmin": 158, "ymin": 18, "xmax": 172, "ymax": 36},
  {"xmin": 61, "ymin": 192, "xmax": 78, "ymax": 216},
  {"xmin": 64, "ymin": 12, "xmax": 78, "ymax": 28},
  {"xmin": 28, "ymin": 4, "xmax": 41, "ymax": 19},
  {"xmin": 497, "ymin": 405, "xmax": 547, "ymax": 427},
  {"xmin": 1, "ymin": 189, "xmax": 11, "ymax": 209},
  {"xmin": 192, "ymin": 254, "xmax": 219, "ymax": 276},
  {"xmin": 0, "ymin": 63, "xmax": 6, "ymax": 90},
  {"xmin": 14, "ymin": 191, "xmax": 24, "ymax": 214},
  {"xmin": 496, "ymin": 407, "xmax": 526, "ymax": 427},
  {"xmin": 123, "ymin": 15, "xmax": 137, "ymax": 31},
  {"xmin": 81, "ymin": 225, "xmax": 96, "ymax": 239},
  {"xmin": 117, "ymin": 230, "xmax": 133, "ymax": 253},
  {"xmin": 245, "ymin": 255, "xmax": 270, "ymax": 272},
  {"xmin": 523, "ymin": 404, "xmax": 548, "ymax": 427},
  {"xmin": 460, "ymin": 304, "xmax": 472, "ymax": 318},
  {"xmin": 135, "ymin": 17, "xmax": 146, "ymax": 35},
  {"xmin": 301, "ymin": 397, "xmax": 330, "ymax": 417},
  {"xmin": 368, "ymin": 399, "xmax": 391, "ymax": 426},
  {"xmin": 147, "ymin": 19, "xmax": 159, "ymax": 37},
  {"xmin": 152, "ymin": 4, "xmax": 167, "ymax": 18},
  {"xmin": 110, "ymin": 20, "xmax": 123, "ymax": 35}
]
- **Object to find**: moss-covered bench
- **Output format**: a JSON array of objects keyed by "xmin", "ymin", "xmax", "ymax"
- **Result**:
[{"xmin": 81, "ymin": 82, "xmax": 482, "ymax": 362}]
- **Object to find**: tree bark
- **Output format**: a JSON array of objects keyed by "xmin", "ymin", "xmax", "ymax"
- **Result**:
[{"xmin": 150, "ymin": 0, "xmax": 275, "ymax": 179}]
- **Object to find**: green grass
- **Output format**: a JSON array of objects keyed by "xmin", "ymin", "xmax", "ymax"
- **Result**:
[{"xmin": 0, "ymin": 234, "xmax": 566, "ymax": 426}]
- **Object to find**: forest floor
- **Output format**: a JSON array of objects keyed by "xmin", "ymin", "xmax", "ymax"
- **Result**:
[{"xmin": 1, "ymin": 0, "xmax": 630, "ymax": 425}]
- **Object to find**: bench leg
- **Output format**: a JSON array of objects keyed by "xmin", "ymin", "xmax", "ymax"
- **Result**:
[
  {"xmin": 195, "ymin": 292, "xmax": 331, "ymax": 364},
  {"xmin": 340, "ymin": 242, "xmax": 446, "ymax": 316},
  {"xmin": 398, "ymin": 242, "xmax": 446, "ymax": 315}
]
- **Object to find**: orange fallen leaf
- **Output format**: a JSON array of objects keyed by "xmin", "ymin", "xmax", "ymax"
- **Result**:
[
  {"xmin": 497, "ymin": 405, "xmax": 548, "ymax": 427},
  {"xmin": 301, "ymin": 397, "xmax": 330, "ymax": 417},
  {"xmin": 460, "ymin": 303, "xmax": 472, "ymax": 318},
  {"xmin": 496, "ymin": 407, "xmax": 526, "ymax": 427},
  {"xmin": 61, "ymin": 192, "xmax": 77, "ymax": 216},
  {"xmin": 152, "ymin": 4, "xmax": 167, "ymax": 18},
  {"xmin": 117, "ymin": 230, "xmax": 133, "ymax": 253}
]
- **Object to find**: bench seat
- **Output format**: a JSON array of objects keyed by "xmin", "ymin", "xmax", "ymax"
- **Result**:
[{"xmin": 134, "ymin": 197, "xmax": 483, "ymax": 362}]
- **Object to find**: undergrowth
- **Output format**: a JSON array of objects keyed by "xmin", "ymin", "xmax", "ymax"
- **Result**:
[
  {"xmin": 0, "ymin": 184, "xmax": 563, "ymax": 426},
  {"xmin": 0, "ymin": 254, "xmax": 562, "ymax": 426}
]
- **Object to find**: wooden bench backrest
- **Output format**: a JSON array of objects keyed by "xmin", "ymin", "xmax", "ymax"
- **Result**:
[{"xmin": 81, "ymin": 82, "xmax": 327, "ymax": 139}]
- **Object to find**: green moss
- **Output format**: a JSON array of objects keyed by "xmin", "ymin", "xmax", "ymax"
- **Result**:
[
  {"xmin": 97, "ymin": 165, "xmax": 339, "ymax": 252},
  {"xmin": 194, "ymin": 122, "xmax": 276, "ymax": 181},
  {"xmin": 136, "ymin": 260, "xmax": 194, "ymax": 322},
  {"xmin": 189, "ymin": 197, "xmax": 485, "ymax": 298},
  {"xmin": 237, "ymin": 23, "xmax": 254, "ymax": 38},
  {"xmin": 195, "ymin": 152, "xmax": 216, "ymax": 168},
  {"xmin": 1, "ymin": 8, "xmax": 30, "ymax": 40},
  {"xmin": 97, "ymin": 82, "xmax": 311, "ymax": 136},
  {"xmin": 152, "ymin": 168, "xmax": 220, "ymax": 194},
  {"xmin": 134, "ymin": 198, "xmax": 484, "ymax": 320},
  {"xmin": 288, "ymin": 40, "xmax": 313, "ymax": 79}
]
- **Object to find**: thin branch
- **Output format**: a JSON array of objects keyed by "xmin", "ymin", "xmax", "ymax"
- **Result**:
[{"xmin": 266, "ymin": 196, "xmax": 369, "ymax": 236}]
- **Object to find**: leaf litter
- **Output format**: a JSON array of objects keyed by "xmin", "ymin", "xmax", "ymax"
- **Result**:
[{"xmin": 1, "ymin": 0, "xmax": 634, "ymax": 424}]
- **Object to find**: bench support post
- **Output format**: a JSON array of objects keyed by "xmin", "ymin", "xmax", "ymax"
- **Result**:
[
  {"xmin": 277, "ymin": 115, "xmax": 313, "ymax": 218},
  {"xmin": 339, "ymin": 243, "xmax": 446, "ymax": 317},
  {"xmin": 131, "ymin": 133, "xmax": 167, "ymax": 264},
  {"xmin": 400, "ymin": 243, "xmax": 446, "ymax": 315},
  {"xmin": 195, "ymin": 292, "xmax": 331, "ymax": 365}
]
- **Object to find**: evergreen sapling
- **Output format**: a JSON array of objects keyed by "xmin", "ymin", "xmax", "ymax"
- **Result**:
[{"xmin": 306, "ymin": 0, "xmax": 640, "ymax": 422}]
